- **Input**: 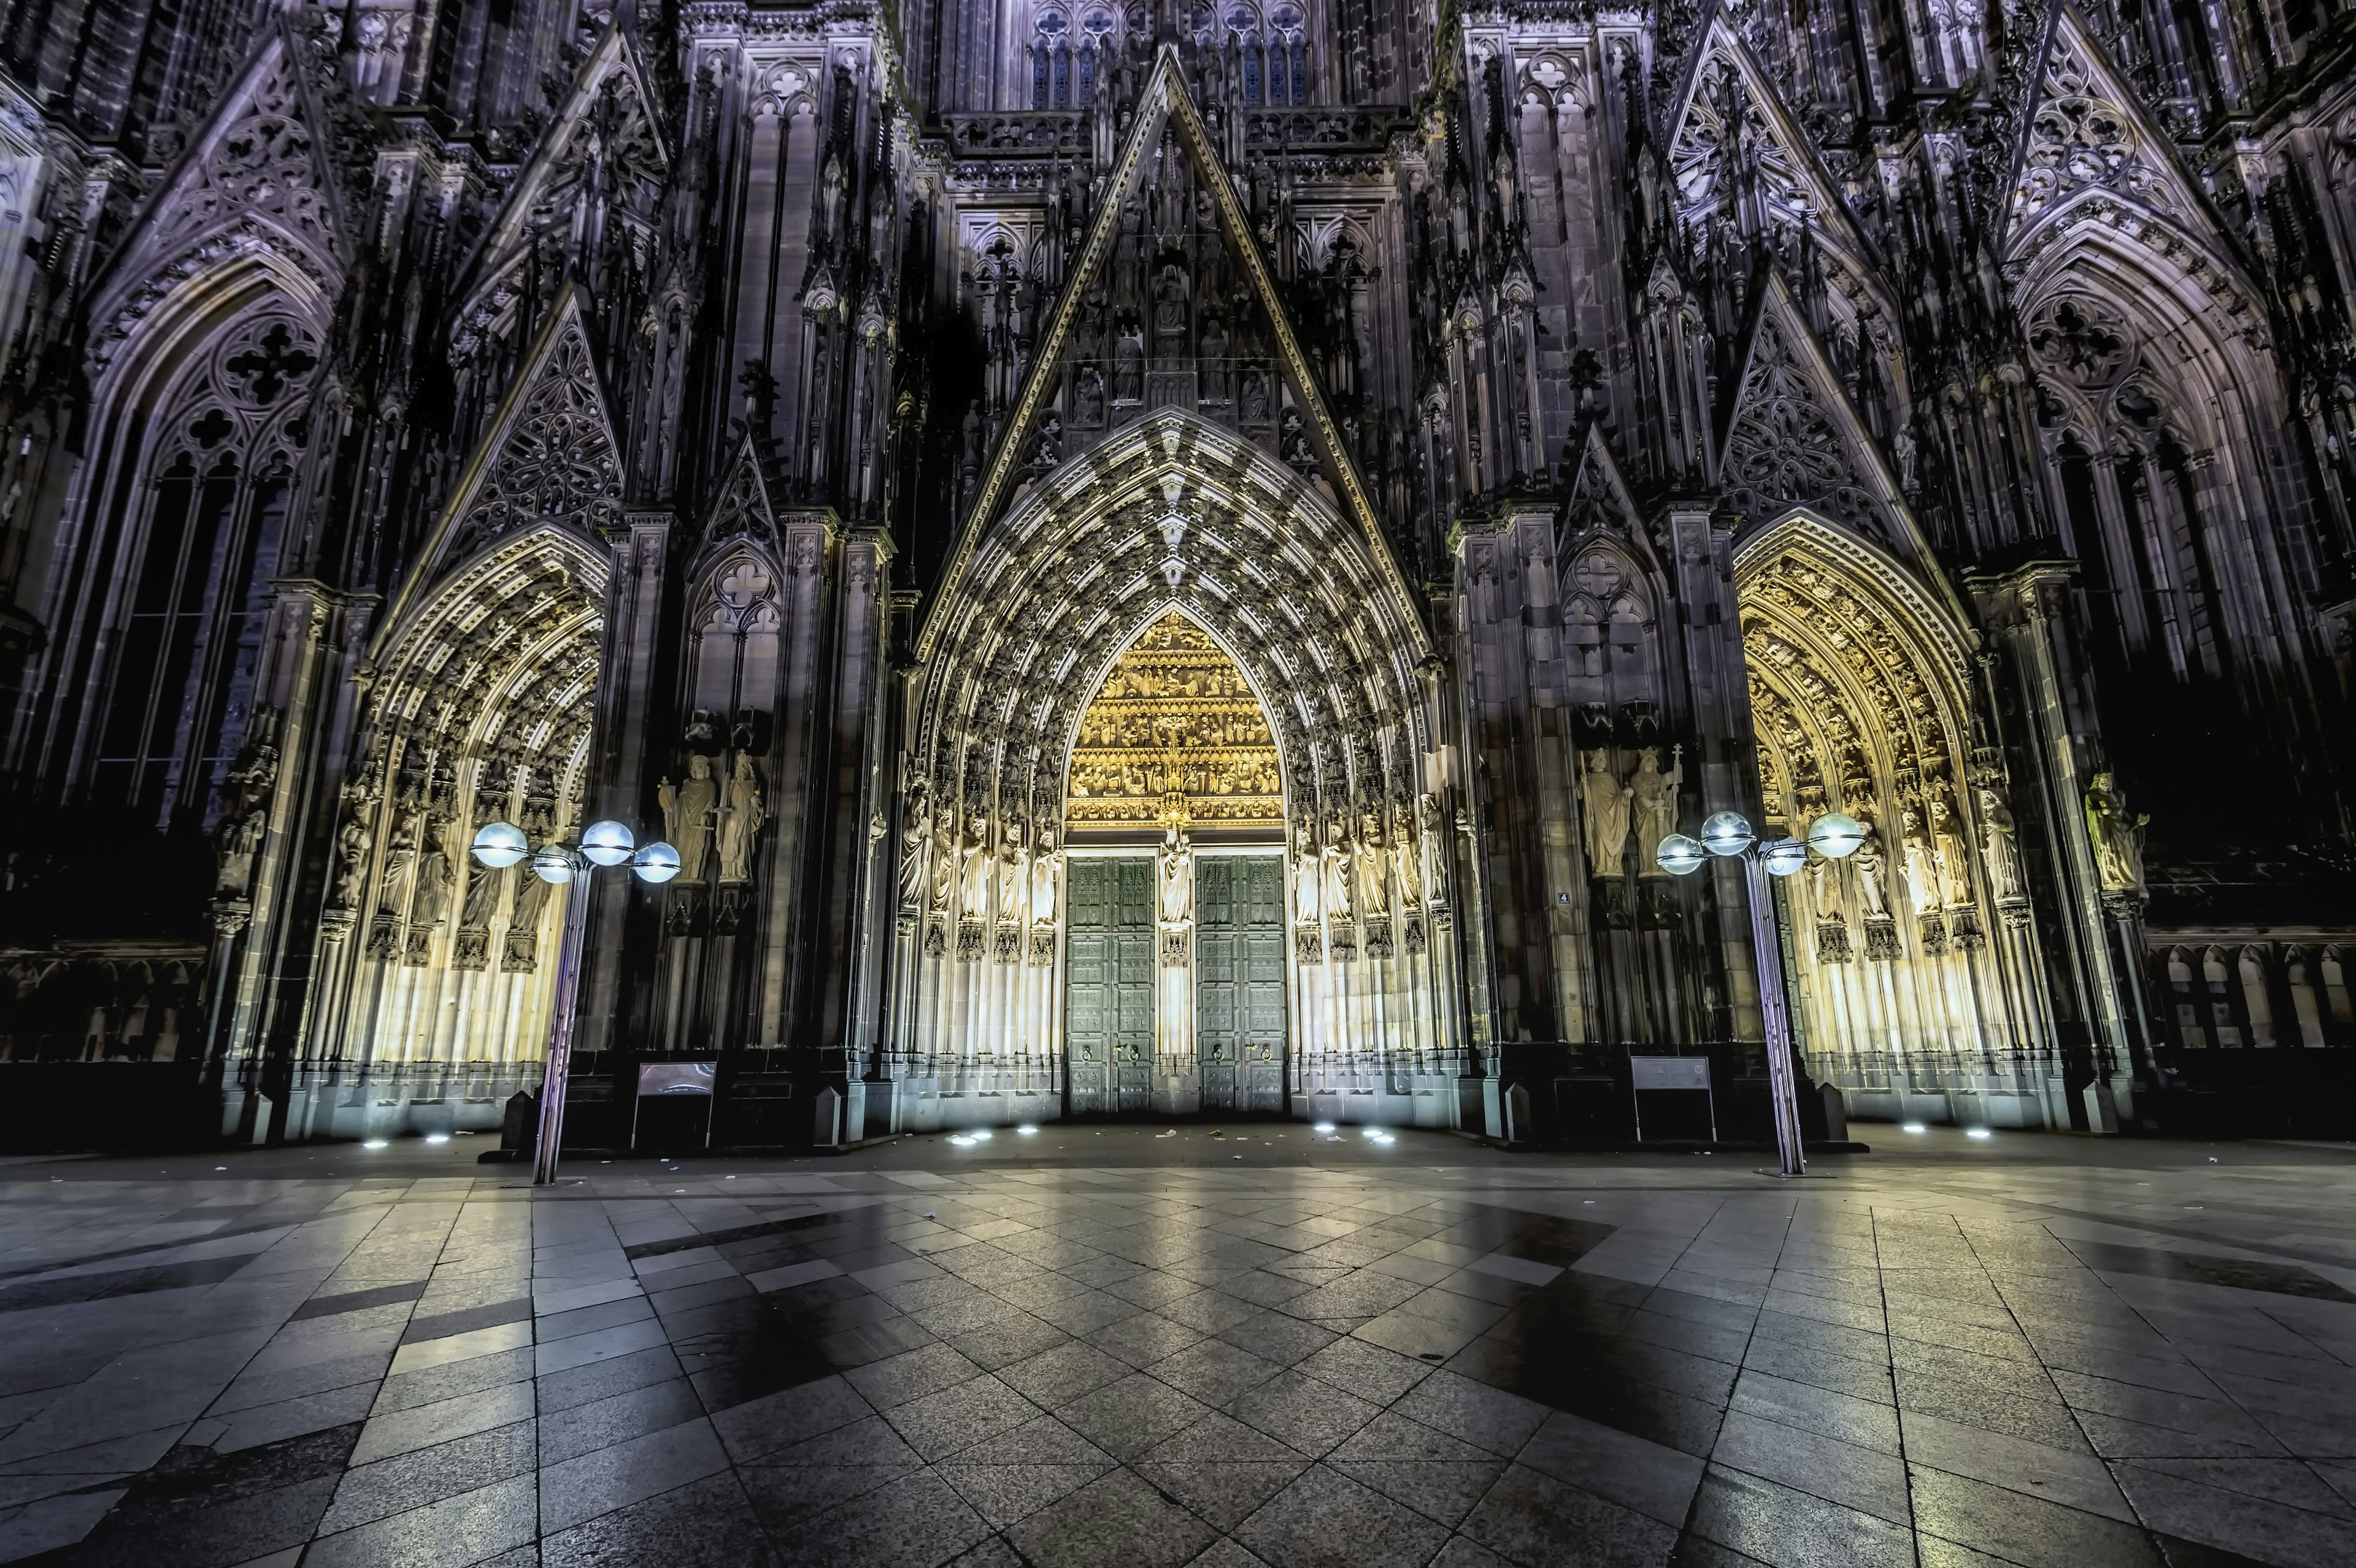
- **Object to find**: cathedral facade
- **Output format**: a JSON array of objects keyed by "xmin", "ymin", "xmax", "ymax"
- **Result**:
[{"xmin": 0, "ymin": 0, "xmax": 2351, "ymax": 1147}]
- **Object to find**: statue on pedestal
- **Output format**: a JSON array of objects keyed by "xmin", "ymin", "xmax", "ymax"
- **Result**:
[
  {"xmin": 1977, "ymin": 783, "xmax": 2025, "ymax": 904},
  {"xmin": 717, "ymin": 754, "xmax": 766, "ymax": 883},
  {"xmin": 2084, "ymin": 772, "xmax": 2148, "ymax": 896},
  {"xmin": 658, "ymin": 755, "xmax": 718, "ymax": 882},
  {"xmin": 1579, "ymin": 750, "xmax": 1631, "ymax": 876},
  {"xmin": 1630, "ymin": 745, "xmax": 1682, "ymax": 875}
]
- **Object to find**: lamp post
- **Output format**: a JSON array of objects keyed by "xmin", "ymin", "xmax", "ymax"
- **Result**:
[
  {"xmin": 472, "ymin": 818, "xmax": 680, "ymax": 1184},
  {"xmin": 1655, "ymin": 810, "xmax": 1865, "ymax": 1177}
]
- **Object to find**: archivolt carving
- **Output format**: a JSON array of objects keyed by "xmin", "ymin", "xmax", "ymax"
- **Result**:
[{"xmin": 917, "ymin": 412, "xmax": 1426, "ymax": 840}]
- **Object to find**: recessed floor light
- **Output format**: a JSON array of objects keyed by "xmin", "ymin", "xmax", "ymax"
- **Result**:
[
  {"xmin": 1965, "ymin": 1128, "xmax": 1992, "ymax": 1140},
  {"xmin": 1902, "ymin": 1123, "xmax": 1927, "ymax": 1134}
]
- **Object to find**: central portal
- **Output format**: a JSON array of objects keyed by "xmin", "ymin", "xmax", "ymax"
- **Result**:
[{"xmin": 1062, "ymin": 612, "xmax": 1289, "ymax": 1116}]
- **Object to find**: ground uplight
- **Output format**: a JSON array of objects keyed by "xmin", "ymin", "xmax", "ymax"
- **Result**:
[
  {"xmin": 1314, "ymin": 1123, "xmax": 1336, "ymax": 1134},
  {"xmin": 1017, "ymin": 1125, "xmax": 1037, "ymax": 1135},
  {"xmin": 362, "ymin": 1140, "xmax": 388, "ymax": 1150},
  {"xmin": 1902, "ymin": 1123, "xmax": 1927, "ymax": 1134},
  {"xmin": 424, "ymin": 1133, "xmax": 450, "ymax": 1144},
  {"xmin": 1965, "ymin": 1128, "xmax": 1993, "ymax": 1140}
]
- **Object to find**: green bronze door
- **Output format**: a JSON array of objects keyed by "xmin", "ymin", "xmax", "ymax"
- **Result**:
[
  {"xmin": 1065, "ymin": 857, "xmax": 1155, "ymax": 1114},
  {"xmin": 1196, "ymin": 856, "xmax": 1288, "ymax": 1114}
]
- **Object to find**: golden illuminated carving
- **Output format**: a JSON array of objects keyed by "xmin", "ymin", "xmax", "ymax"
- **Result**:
[{"xmin": 1066, "ymin": 612, "xmax": 1282, "ymax": 828}]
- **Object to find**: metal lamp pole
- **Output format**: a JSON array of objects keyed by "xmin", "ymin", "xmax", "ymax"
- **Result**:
[
  {"xmin": 1657, "ymin": 810, "xmax": 1865, "ymax": 1180},
  {"xmin": 472, "ymin": 820, "xmax": 680, "ymax": 1186}
]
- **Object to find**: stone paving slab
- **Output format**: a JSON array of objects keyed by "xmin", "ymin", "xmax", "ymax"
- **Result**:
[{"xmin": 0, "ymin": 1128, "xmax": 2350, "ymax": 1565}]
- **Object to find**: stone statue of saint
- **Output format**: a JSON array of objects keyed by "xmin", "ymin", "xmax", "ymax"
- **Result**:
[
  {"xmin": 717, "ymin": 754, "xmax": 766, "ymax": 883},
  {"xmin": 2084, "ymin": 772, "xmax": 2147, "ymax": 895},
  {"xmin": 898, "ymin": 788, "xmax": 933, "ymax": 912},
  {"xmin": 411, "ymin": 824, "xmax": 454, "ymax": 927},
  {"xmin": 1030, "ymin": 828, "xmax": 1060, "ymax": 925},
  {"xmin": 659, "ymin": 755, "xmax": 719, "ymax": 882},
  {"xmin": 1391, "ymin": 802, "xmax": 1422, "ymax": 907},
  {"xmin": 1977, "ymin": 784, "xmax": 2025, "ymax": 902},
  {"xmin": 1292, "ymin": 822, "xmax": 1322, "ymax": 923},
  {"xmin": 1900, "ymin": 808, "xmax": 1940, "ymax": 917},
  {"xmin": 331, "ymin": 815, "xmax": 372, "ymax": 910},
  {"xmin": 996, "ymin": 821, "xmax": 1027, "ymax": 918},
  {"xmin": 1852, "ymin": 820, "xmax": 1890, "ymax": 918},
  {"xmin": 1158, "ymin": 828, "xmax": 1194, "ymax": 926},
  {"xmin": 1809, "ymin": 853, "xmax": 1846, "ymax": 919},
  {"xmin": 1629, "ymin": 745, "xmax": 1682, "ymax": 877},
  {"xmin": 1356, "ymin": 809, "xmax": 1388, "ymax": 921},
  {"xmin": 958, "ymin": 818, "xmax": 992, "ymax": 920},
  {"xmin": 1930, "ymin": 796, "xmax": 1973, "ymax": 907},
  {"xmin": 379, "ymin": 820, "xmax": 418, "ymax": 911},
  {"xmin": 1418, "ymin": 793, "xmax": 1447, "ymax": 904},
  {"xmin": 1322, "ymin": 817, "xmax": 1353, "ymax": 920},
  {"xmin": 1580, "ymin": 750, "xmax": 1632, "ymax": 877},
  {"xmin": 460, "ymin": 840, "xmax": 507, "ymax": 926},
  {"xmin": 930, "ymin": 805, "xmax": 958, "ymax": 912}
]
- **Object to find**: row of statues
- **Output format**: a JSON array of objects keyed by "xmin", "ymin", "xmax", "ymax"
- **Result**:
[
  {"xmin": 1579, "ymin": 746, "xmax": 1684, "ymax": 877},
  {"xmin": 655, "ymin": 753, "xmax": 768, "ymax": 884},
  {"xmin": 1290, "ymin": 797, "xmax": 1449, "ymax": 929},
  {"xmin": 897, "ymin": 793, "xmax": 1065, "ymax": 929}
]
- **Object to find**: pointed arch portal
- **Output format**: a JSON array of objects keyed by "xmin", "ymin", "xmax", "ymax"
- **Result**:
[{"xmin": 888, "ymin": 411, "xmax": 1463, "ymax": 1125}]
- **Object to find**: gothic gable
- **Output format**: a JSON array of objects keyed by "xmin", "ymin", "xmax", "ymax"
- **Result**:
[
  {"xmin": 1560, "ymin": 425, "xmax": 1646, "ymax": 546},
  {"xmin": 88, "ymin": 25, "xmax": 356, "ymax": 369},
  {"xmin": 2003, "ymin": 4, "xmax": 2230, "ymax": 272},
  {"xmin": 452, "ymin": 23, "xmax": 671, "ymax": 361},
  {"xmin": 1718, "ymin": 274, "xmax": 1917, "ymax": 564},
  {"xmin": 701, "ymin": 436, "xmax": 783, "ymax": 555},
  {"xmin": 925, "ymin": 45, "xmax": 1409, "ymax": 662},
  {"xmin": 1663, "ymin": 15, "xmax": 1880, "ymax": 286},
  {"xmin": 385, "ymin": 287, "xmax": 623, "ymax": 636}
]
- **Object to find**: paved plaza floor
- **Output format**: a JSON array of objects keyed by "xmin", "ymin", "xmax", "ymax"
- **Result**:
[{"xmin": 0, "ymin": 1125, "xmax": 2352, "ymax": 1567}]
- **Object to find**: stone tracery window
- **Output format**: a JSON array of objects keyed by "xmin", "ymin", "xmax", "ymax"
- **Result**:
[
  {"xmin": 691, "ymin": 555, "xmax": 784, "ymax": 718},
  {"xmin": 92, "ymin": 313, "xmax": 320, "ymax": 827}
]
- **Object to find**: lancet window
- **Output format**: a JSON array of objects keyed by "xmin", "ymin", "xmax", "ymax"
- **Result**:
[{"xmin": 90, "ymin": 312, "xmax": 321, "ymax": 828}]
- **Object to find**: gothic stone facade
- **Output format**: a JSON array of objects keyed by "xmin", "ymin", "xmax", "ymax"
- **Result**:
[{"xmin": 0, "ymin": 0, "xmax": 2351, "ymax": 1145}]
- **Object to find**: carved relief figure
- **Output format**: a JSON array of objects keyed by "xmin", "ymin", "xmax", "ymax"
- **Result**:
[
  {"xmin": 331, "ymin": 815, "xmax": 372, "ymax": 909},
  {"xmin": 1977, "ymin": 784, "xmax": 2025, "ymax": 902},
  {"xmin": 379, "ymin": 821, "xmax": 419, "ymax": 912},
  {"xmin": 1419, "ymin": 793, "xmax": 1448, "ymax": 903},
  {"xmin": 1929, "ymin": 796, "xmax": 1973, "ymax": 907},
  {"xmin": 1580, "ymin": 750, "xmax": 1632, "ymax": 876},
  {"xmin": 996, "ymin": 820, "xmax": 1027, "ymax": 917},
  {"xmin": 1292, "ymin": 822, "xmax": 1322, "ymax": 923},
  {"xmin": 1852, "ymin": 820, "xmax": 1890, "ymax": 918},
  {"xmin": 1900, "ymin": 807, "xmax": 1941, "ymax": 917},
  {"xmin": 1030, "ymin": 827, "xmax": 1060, "ymax": 925},
  {"xmin": 959, "ymin": 818, "xmax": 993, "ymax": 920},
  {"xmin": 411, "ymin": 824, "xmax": 455, "ymax": 928},
  {"xmin": 1322, "ymin": 816, "xmax": 1353, "ymax": 920},
  {"xmin": 898, "ymin": 787, "xmax": 933, "ymax": 911},
  {"xmin": 1356, "ymin": 809, "xmax": 1388, "ymax": 921},
  {"xmin": 930, "ymin": 804, "xmax": 958, "ymax": 912},
  {"xmin": 1390, "ymin": 802, "xmax": 1422, "ymax": 906},
  {"xmin": 659, "ymin": 755, "xmax": 719, "ymax": 882},
  {"xmin": 717, "ymin": 754, "xmax": 766, "ymax": 883},
  {"xmin": 1629, "ymin": 745, "xmax": 1682, "ymax": 875},
  {"xmin": 2084, "ymin": 772, "xmax": 2148, "ymax": 895}
]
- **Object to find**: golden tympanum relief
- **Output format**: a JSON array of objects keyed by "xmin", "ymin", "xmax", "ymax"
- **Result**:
[{"xmin": 1066, "ymin": 612, "xmax": 1282, "ymax": 828}]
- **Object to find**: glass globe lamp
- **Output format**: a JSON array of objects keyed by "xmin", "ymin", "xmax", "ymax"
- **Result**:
[
  {"xmin": 580, "ymin": 819, "xmax": 636, "ymax": 867},
  {"xmin": 529, "ymin": 845, "xmax": 579, "ymax": 885},
  {"xmin": 1805, "ymin": 812, "xmax": 1865, "ymax": 859},
  {"xmin": 471, "ymin": 821, "xmax": 529, "ymax": 868},
  {"xmin": 631, "ymin": 841, "xmax": 683, "ymax": 884},
  {"xmin": 1761, "ymin": 837, "xmax": 1809, "ymax": 877},
  {"xmin": 1700, "ymin": 811, "xmax": 1755, "ymax": 857},
  {"xmin": 1655, "ymin": 834, "xmax": 1707, "ymax": 875}
]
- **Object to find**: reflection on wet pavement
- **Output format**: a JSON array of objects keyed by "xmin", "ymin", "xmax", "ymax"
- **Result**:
[{"xmin": 0, "ymin": 1127, "xmax": 2352, "ymax": 1566}]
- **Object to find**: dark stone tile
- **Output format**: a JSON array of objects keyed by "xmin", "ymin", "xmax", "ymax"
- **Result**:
[
  {"xmin": 539, "ymin": 1375, "xmax": 706, "ymax": 1466},
  {"xmin": 709, "ymin": 1374, "xmax": 876, "ymax": 1465},
  {"xmin": 537, "ymin": 1292, "xmax": 657, "ymax": 1343},
  {"xmin": 1330, "ymin": 1458, "xmax": 1506, "ymax": 1528},
  {"xmin": 1908, "ymin": 1464, "xmax": 2164, "ymax": 1568},
  {"xmin": 1057, "ymin": 1372, "xmax": 1214, "ymax": 1461},
  {"xmin": 771, "ymin": 1468, "xmax": 992, "ymax": 1568},
  {"xmin": 291, "ymin": 1280, "xmax": 429, "ymax": 1323},
  {"xmin": 400, "ymin": 1297, "xmax": 534, "ymax": 1346},
  {"xmin": 318, "ymin": 1419, "xmax": 537, "ymax": 1535},
  {"xmin": 542, "ymin": 1469, "xmax": 779, "ymax": 1568},
  {"xmin": 882, "ymin": 1374, "xmax": 1041, "ymax": 1462},
  {"xmin": 1228, "ymin": 1370, "xmax": 1384, "ymax": 1458},
  {"xmin": 1515, "ymin": 1412, "xmax": 1703, "ymax": 1529},
  {"xmin": 1457, "ymin": 1462, "xmax": 1677, "ymax": 1568},
  {"xmin": 304, "ymin": 1474, "xmax": 539, "ymax": 1568},
  {"xmin": 537, "ymin": 1344, "xmax": 686, "ymax": 1415},
  {"xmin": 372, "ymin": 1345, "xmax": 536, "ymax": 1417},
  {"xmin": 1392, "ymin": 1371, "xmax": 1550, "ymax": 1459},
  {"xmin": 1001, "ymin": 1467, "xmax": 1217, "ymax": 1568},
  {"xmin": 935, "ymin": 1459, "xmax": 1114, "ymax": 1528},
  {"xmin": 1685, "ymin": 1465, "xmax": 1914, "ymax": 1568},
  {"xmin": 1236, "ymin": 1462, "xmax": 1453, "ymax": 1568}
]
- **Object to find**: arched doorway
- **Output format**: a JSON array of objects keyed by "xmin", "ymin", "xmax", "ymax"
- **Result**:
[
  {"xmin": 891, "ymin": 410, "xmax": 1460, "ymax": 1129},
  {"xmin": 1734, "ymin": 517, "xmax": 2052, "ymax": 1127},
  {"xmin": 1062, "ymin": 610, "xmax": 1288, "ymax": 1115},
  {"xmin": 301, "ymin": 528, "xmax": 608, "ymax": 1137}
]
